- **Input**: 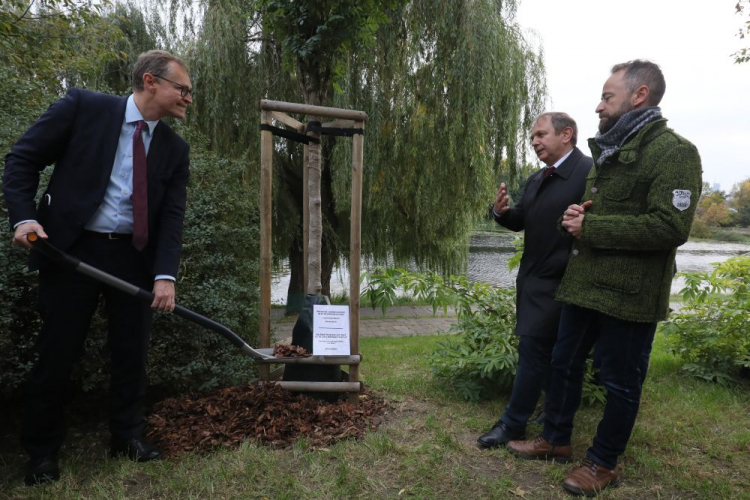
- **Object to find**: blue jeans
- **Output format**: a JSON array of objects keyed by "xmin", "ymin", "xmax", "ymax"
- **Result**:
[
  {"xmin": 500, "ymin": 335, "xmax": 556, "ymax": 431},
  {"xmin": 542, "ymin": 304, "xmax": 656, "ymax": 470}
]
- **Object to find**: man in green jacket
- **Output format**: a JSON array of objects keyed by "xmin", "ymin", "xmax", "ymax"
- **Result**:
[{"xmin": 507, "ymin": 60, "xmax": 702, "ymax": 497}]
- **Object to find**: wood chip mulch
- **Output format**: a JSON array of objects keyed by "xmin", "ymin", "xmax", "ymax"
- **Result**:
[
  {"xmin": 146, "ymin": 383, "xmax": 391, "ymax": 457},
  {"xmin": 273, "ymin": 344, "xmax": 311, "ymax": 358}
]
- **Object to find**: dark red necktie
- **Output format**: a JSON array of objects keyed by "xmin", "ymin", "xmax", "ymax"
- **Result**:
[
  {"xmin": 543, "ymin": 165, "xmax": 555, "ymax": 180},
  {"xmin": 132, "ymin": 120, "xmax": 148, "ymax": 250}
]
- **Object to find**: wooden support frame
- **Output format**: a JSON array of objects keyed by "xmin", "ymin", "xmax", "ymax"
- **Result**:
[
  {"xmin": 258, "ymin": 100, "xmax": 368, "ymax": 403},
  {"xmin": 258, "ymin": 110, "xmax": 273, "ymax": 382}
]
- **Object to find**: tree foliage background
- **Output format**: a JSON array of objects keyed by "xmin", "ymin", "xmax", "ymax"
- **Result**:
[
  {"xmin": 690, "ymin": 178, "xmax": 750, "ymax": 239},
  {"xmin": 173, "ymin": 0, "xmax": 545, "ymax": 308},
  {"xmin": 1, "ymin": 0, "xmax": 545, "ymax": 397},
  {"xmin": 0, "ymin": 1, "xmax": 260, "ymax": 398}
]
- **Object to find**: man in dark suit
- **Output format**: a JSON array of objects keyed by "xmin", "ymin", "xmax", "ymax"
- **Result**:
[
  {"xmin": 477, "ymin": 112, "xmax": 592, "ymax": 449},
  {"xmin": 3, "ymin": 50, "xmax": 192, "ymax": 485}
]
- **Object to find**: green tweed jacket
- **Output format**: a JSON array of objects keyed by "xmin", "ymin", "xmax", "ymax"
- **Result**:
[{"xmin": 555, "ymin": 119, "xmax": 702, "ymax": 322}]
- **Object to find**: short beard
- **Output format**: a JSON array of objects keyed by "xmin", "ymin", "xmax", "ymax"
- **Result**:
[{"xmin": 599, "ymin": 102, "xmax": 633, "ymax": 134}]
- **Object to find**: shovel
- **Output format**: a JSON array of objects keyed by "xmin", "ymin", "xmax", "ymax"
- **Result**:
[
  {"xmin": 25, "ymin": 233, "xmax": 362, "ymax": 373},
  {"xmin": 26, "ymin": 232, "xmax": 275, "ymax": 360}
]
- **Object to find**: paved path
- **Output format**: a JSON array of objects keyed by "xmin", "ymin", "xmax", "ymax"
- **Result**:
[
  {"xmin": 270, "ymin": 302, "xmax": 684, "ymax": 341},
  {"xmin": 271, "ymin": 306, "xmax": 458, "ymax": 340}
]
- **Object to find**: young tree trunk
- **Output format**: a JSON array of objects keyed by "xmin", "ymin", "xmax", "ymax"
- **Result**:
[
  {"xmin": 306, "ymin": 124, "xmax": 322, "ymax": 295},
  {"xmin": 281, "ymin": 139, "xmax": 337, "ymax": 311}
]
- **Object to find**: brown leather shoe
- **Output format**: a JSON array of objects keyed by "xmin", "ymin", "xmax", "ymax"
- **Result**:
[
  {"xmin": 563, "ymin": 458, "xmax": 621, "ymax": 496},
  {"xmin": 507, "ymin": 436, "xmax": 572, "ymax": 463}
]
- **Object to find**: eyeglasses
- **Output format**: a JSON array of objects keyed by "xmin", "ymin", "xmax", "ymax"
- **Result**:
[{"xmin": 151, "ymin": 73, "xmax": 193, "ymax": 98}]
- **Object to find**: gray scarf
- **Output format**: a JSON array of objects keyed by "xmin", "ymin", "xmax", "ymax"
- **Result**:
[{"xmin": 594, "ymin": 107, "xmax": 662, "ymax": 166}]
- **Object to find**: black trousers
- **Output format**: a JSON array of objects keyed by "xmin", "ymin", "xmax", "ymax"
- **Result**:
[
  {"xmin": 542, "ymin": 305, "xmax": 656, "ymax": 470},
  {"xmin": 21, "ymin": 233, "xmax": 153, "ymax": 459},
  {"xmin": 500, "ymin": 335, "xmax": 555, "ymax": 431}
]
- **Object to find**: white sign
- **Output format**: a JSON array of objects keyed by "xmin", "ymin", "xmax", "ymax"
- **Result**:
[{"xmin": 313, "ymin": 305, "xmax": 350, "ymax": 356}]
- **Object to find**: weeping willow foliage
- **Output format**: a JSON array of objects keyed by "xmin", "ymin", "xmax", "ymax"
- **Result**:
[
  {"xmin": 178, "ymin": 1, "xmax": 266, "ymax": 154},
  {"xmin": 156, "ymin": 0, "xmax": 545, "ymax": 276},
  {"xmin": 332, "ymin": 0, "xmax": 545, "ymax": 272},
  {"xmin": 167, "ymin": 0, "xmax": 304, "ymax": 265}
]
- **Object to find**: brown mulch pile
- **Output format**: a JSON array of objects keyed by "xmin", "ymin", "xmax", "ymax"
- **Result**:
[
  {"xmin": 273, "ymin": 344, "xmax": 311, "ymax": 358},
  {"xmin": 146, "ymin": 383, "xmax": 391, "ymax": 457}
]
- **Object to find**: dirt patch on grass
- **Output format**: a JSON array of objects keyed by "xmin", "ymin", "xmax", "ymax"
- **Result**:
[
  {"xmin": 123, "ymin": 471, "xmax": 154, "ymax": 497},
  {"xmin": 147, "ymin": 383, "xmax": 392, "ymax": 457},
  {"xmin": 370, "ymin": 397, "xmax": 570, "ymax": 497}
]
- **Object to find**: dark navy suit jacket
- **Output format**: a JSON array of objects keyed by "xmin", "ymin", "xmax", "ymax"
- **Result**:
[
  {"xmin": 3, "ymin": 88, "xmax": 190, "ymax": 277},
  {"xmin": 494, "ymin": 147, "xmax": 592, "ymax": 338}
]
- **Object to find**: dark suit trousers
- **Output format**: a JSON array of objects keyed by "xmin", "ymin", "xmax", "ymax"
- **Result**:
[
  {"xmin": 22, "ymin": 233, "xmax": 153, "ymax": 459},
  {"xmin": 500, "ymin": 335, "xmax": 555, "ymax": 431},
  {"xmin": 541, "ymin": 305, "xmax": 656, "ymax": 470}
]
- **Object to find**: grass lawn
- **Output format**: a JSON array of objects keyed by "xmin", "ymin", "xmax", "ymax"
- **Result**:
[{"xmin": 1, "ymin": 331, "xmax": 748, "ymax": 499}]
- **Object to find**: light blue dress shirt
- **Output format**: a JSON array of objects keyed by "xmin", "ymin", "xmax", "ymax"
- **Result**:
[
  {"xmin": 86, "ymin": 94, "xmax": 158, "ymax": 234},
  {"xmin": 85, "ymin": 96, "xmax": 173, "ymax": 282}
]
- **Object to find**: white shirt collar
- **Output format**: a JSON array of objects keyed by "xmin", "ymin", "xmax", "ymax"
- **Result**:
[
  {"xmin": 126, "ymin": 94, "xmax": 159, "ymax": 135},
  {"xmin": 551, "ymin": 148, "xmax": 574, "ymax": 168}
]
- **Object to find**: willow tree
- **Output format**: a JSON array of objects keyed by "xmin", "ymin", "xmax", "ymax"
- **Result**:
[
  {"xmin": 167, "ymin": 0, "xmax": 544, "ymax": 307},
  {"xmin": 261, "ymin": 0, "xmax": 403, "ymax": 298},
  {"xmin": 332, "ymin": 0, "xmax": 545, "ymax": 272},
  {"xmin": 175, "ymin": 0, "xmax": 401, "ymax": 307}
]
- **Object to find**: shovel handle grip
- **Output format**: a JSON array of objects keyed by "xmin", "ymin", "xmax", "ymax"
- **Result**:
[{"xmin": 27, "ymin": 232, "xmax": 81, "ymax": 268}]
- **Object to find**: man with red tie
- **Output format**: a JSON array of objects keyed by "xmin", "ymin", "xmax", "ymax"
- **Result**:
[{"xmin": 3, "ymin": 50, "xmax": 192, "ymax": 485}]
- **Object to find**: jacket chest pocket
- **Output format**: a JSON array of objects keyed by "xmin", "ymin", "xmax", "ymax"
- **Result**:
[
  {"xmin": 597, "ymin": 173, "xmax": 637, "ymax": 201},
  {"xmin": 595, "ymin": 173, "xmax": 649, "ymax": 212}
]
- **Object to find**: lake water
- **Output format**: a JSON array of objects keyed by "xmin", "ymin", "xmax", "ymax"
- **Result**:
[{"xmin": 271, "ymin": 233, "xmax": 750, "ymax": 304}]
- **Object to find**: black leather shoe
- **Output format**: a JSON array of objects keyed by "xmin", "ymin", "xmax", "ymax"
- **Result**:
[
  {"xmin": 477, "ymin": 421, "xmax": 525, "ymax": 449},
  {"xmin": 24, "ymin": 456, "xmax": 60, "ymax": 486},
  {"xmin": 110, "ymin": 437, "xmax": 161, "ymax": 462}
]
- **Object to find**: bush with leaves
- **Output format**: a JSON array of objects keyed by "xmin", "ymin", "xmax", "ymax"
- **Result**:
[
  {"xmin": 663, "ymin": 255, "xmax": 750, "ymax": 385},
  {"xmin": 361, "ymin": 268, "xmax": 458, "ymax": 316},
  {"xmin": 361, "ymin": 268, "xmax": 606, "ymax": 403},
  {"xmin": 146, "ymin": 138, "xmax": 261, "ymax": 394},
  {"xmin": 0, "ymin": 216, "xmax": 41, "ymax": 397},
  {"xmin": 430, "ymin": 285, "xmax": 520, "ymax": 401}
]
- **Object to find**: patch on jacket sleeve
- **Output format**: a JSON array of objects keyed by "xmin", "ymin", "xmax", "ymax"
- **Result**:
[{"xmin": 672, "ymin": 189, "xmax": 692, "ymax": 211}]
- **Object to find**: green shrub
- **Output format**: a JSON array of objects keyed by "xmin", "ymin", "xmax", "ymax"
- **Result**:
[
  {"xmin": 663, "ymin": 256, "xmax": 750, "ymax": 385},
  {"xmin": 506, "ymin": 234, "xmax": 523, "ymax": 271},
  {"xmin": 711, "ymin": 229, "xmax": 750, "ymax": 243},
  {"xmin": 581, "ymin": 359, "xmax": 607, "ymax": 406},
  {"xmin": 362, "ymin": 268, "xmax": 460, "ymax": 316},
  {"xmin": 430, "ymin": 286, "xmax": 519, "ymax": 401},
  {"xmin": 689, "ymin": 218, "xmax": 714, "ymax": 239},
  {"xmin": 0, "ymin": 71, "xmax": 59, "ymax": 398},
  {"xmin": 0, "ymin": 224, "xmax": 41, "ymax": 396},
  {"xmin": 147, "ymin": 144, "xmax": 261, "ymax": 393},
  {"xmin": 361, "ymin": 268, "xmax": 605, "ymax": 403},
  {"xmin": 0, "ymin": 141, "xmax": 261, "ymax": 398}
]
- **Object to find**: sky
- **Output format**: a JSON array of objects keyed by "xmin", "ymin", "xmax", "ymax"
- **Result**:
[{"xmin": 515, "ymin": 0, "xmax": 750, "ymax": 192}]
